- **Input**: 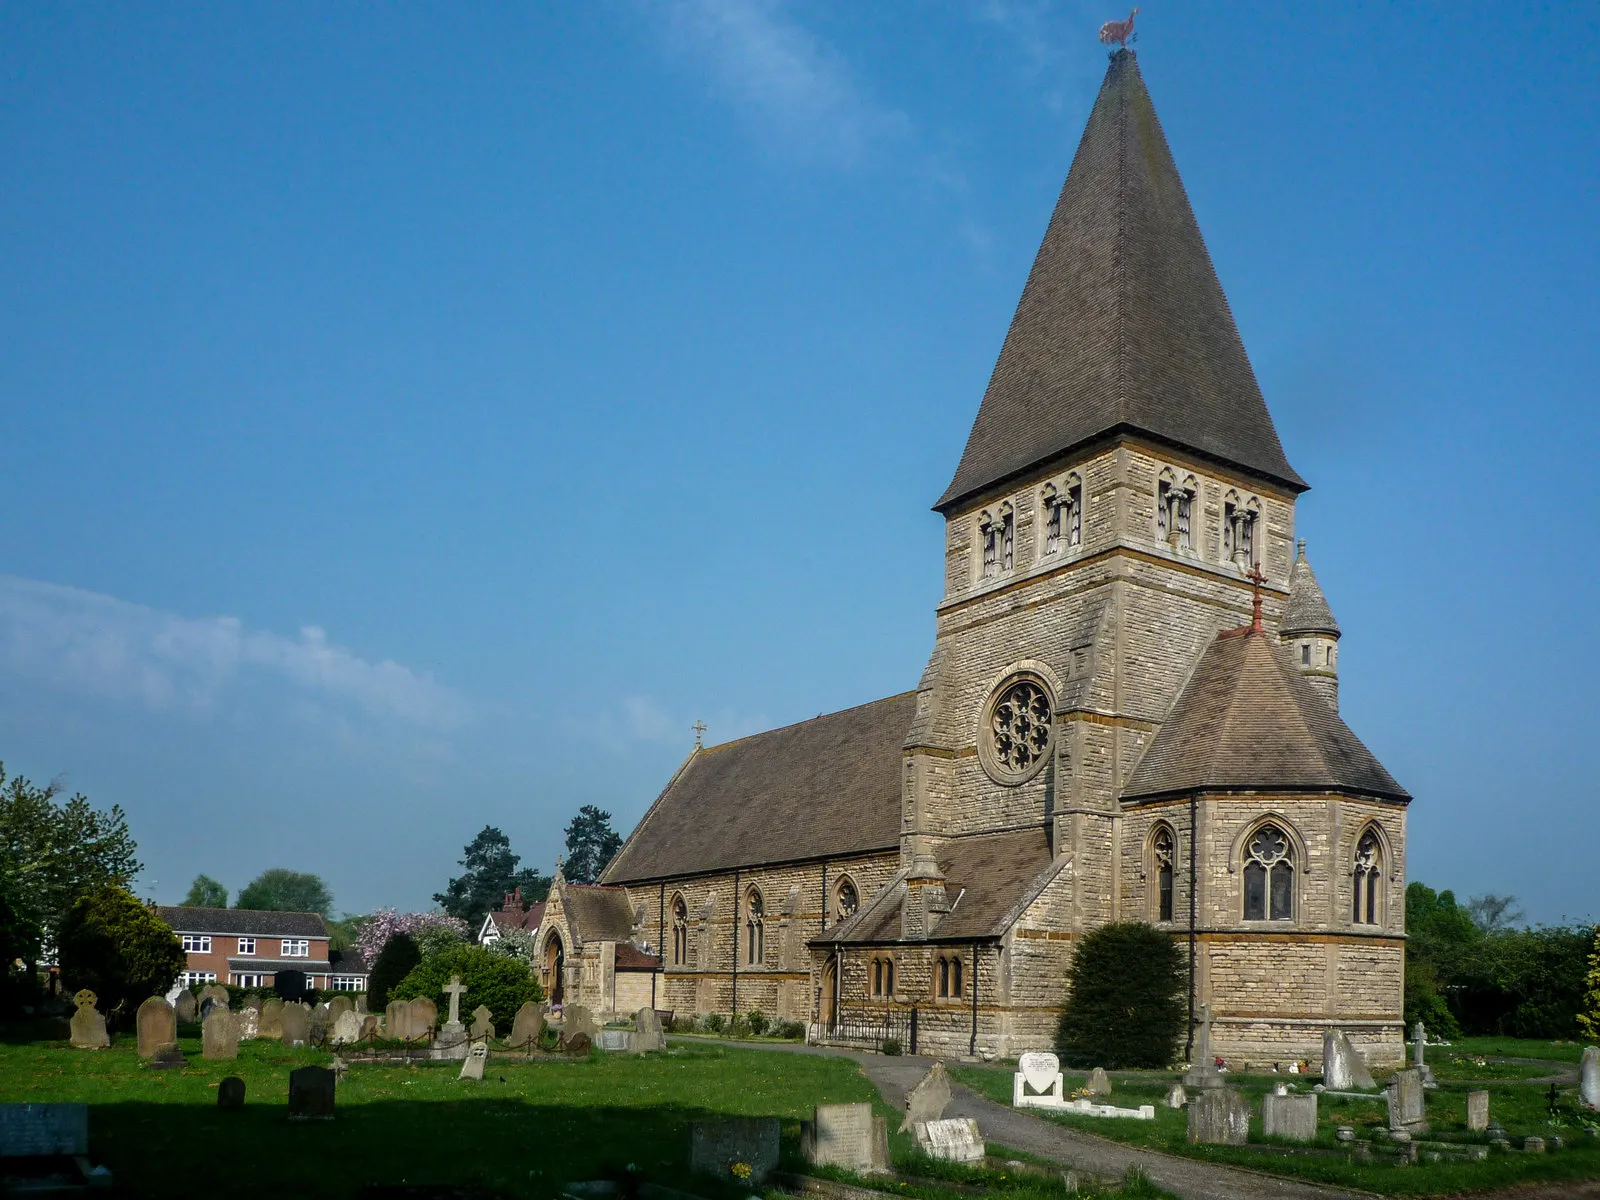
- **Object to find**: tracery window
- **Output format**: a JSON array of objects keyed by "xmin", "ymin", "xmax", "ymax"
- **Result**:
[
  {"xmin": 1043, "ymin": 485, "xmax": 1061, "ymax": 554},
  {"xmin": 1152, "ymin": 825, "xmax": 1176, "ymax": 923},
  {"xmin": 1352, "ymin": 830, "xmax": 1383, "ymax": 926},
  {"xmin": 835, "ymin": 878, "xmax": 859, "ymax": 922},
  {"xmin": 745, "ymin": 888, "xmax": 765, "ymax": 965},
  {"xmin": 980, "ymin": 512, "xmax": 998, "ymax": 579},
  {"xmin": 981, "ymin": 675, "xmax": 1053, "ymax": 784},
  {"xmin": 936, "ymin": 955, "xmax": 964, "ymax": 1000},
  {"xmin": 1224, "ymin": 495, "xmax": 1259, "ymax": 567},
  {"xmin": 1243, "ymin": 824, "xmax": 1295, "ymax": 921},
  {"xmin": 671, "ymin": 895, "xmax": 688, "ymax": 966},
  {"xmin": 871, "ymin": 955, "xmax": 896, "ymax": 998},
  {"xmin": 1000, "ymin": 502, "xmax": 1015, "ymax": 571},
  {"xmin": 1065, "ymin": 479, "xmax": 1082, "ymax": 547}
]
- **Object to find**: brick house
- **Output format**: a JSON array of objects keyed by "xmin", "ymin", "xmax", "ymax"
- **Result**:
[
  {"xmin": 476, "ymin": 888, "xmax": 545, "ymax": 948},
  {"xmin": 157, "ymin": 906, "xmax": 369, "ymax": 992}
]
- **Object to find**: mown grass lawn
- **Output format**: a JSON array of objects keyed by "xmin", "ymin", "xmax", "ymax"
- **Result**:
[{"xmin": 952, "ymin": 1062, "xmax": 1600, "ymax": 1196}]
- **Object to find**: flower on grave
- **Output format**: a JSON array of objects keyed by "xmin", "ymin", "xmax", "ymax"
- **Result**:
[{"xmin": 729, "ymin": 1162, "xmax": 752, "ymax": 1180}]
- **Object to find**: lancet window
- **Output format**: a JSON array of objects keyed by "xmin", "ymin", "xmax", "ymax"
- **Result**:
[
  {"xmin": 1000, "ymin": 502, "xmax": 1015, "ymax": 571},
  {"xmin": 936, "ymin": 955, "xmax": 964, "ymax": 1000},
  {"xmin": 1152, "ymin": 824, "xmax": 1176, "ymax": 922},
  {"xmin": 671, "ymin": 894, "xmax": 688, "ymax": 966},
  {"xmin": 1352, "ymin": 830, "xmax": 1383, "ymax": 926},
  {"xmin": 835, "ymin": 877, "xmax": 859, "ymax": 922},
  {"xmin": 871, "ymin": 955, "xmax": 896, "ymax": 998},
  {"xmin": 745, "ymin": 888, "xmax": 765, "ymax": 964},
  {"xmin": 1243, "ymin": 823, "xmax": 1295, "ymax": 921},
  {"xmin": 980, "ymin": 512, "xmax": 998, "ymax": 579}
]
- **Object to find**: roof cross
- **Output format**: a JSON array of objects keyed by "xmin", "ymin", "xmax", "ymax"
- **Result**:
[
  {"xmin": 691, "ymin": 720, "xmax": 707, "ymax": 749},
  {"xmin": 1244, "ymin": 561, "xmax": 1267, "ymax": 632}
]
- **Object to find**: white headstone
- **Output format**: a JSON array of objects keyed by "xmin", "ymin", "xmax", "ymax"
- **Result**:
[
  {"xmin": 1164, "ymin": 1082, "xmax": 1187, "ymax": 1109},
  {"xmin": 1321, "ymin": 1029, "xmax": 1376, "ymax": 1090},
  {"xmin": 442, "ymin": 977, "xmax": 467, "ymax": 1027},
  {"xmin": 1581, "ymin": 1046, "xmax": 1600, "ymax": 1110},
  {"xmin": 458, "ymin": 1043, "xmax": 487, "ymax": 1081},
  {"xmin": 912, "ymin": 1117, "xmax": 984, "ymax": 1163},
  {"xmin": 1014, "ymin": 1050, "xmax": 1064, "ymax": 1106},
  {"xmin": 330, "ymin": 1009, "xmax": 364, "ymax": 1046}
]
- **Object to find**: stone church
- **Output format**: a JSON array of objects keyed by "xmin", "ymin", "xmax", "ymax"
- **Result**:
[{"xmin": 536, "ymin": 50, "xmax": 1410, "ymax": 1068}]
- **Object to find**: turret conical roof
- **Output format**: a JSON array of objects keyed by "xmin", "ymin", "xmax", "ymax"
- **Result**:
[
  {"xmin": 936, "ymin": 50, "xmax": 1305, "ymax": 512},
  {"xmin": 1281, "ymin": 539, "xmax": 1340, "ymax": 637}
]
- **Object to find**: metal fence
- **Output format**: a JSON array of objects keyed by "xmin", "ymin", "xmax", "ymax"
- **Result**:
[{"xmin": 820, "ymin": 1006, "xmax": 917, "ymax": 1054}]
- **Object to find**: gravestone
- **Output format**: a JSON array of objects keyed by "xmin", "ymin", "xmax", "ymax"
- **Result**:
[
  {"xmin": 259, "ymin": 998, "xmax": 284, "ymax": 1039},
  {"xmin": 68, "ymin": 990, "xmax": 109, "ymax": 1050},
  {"xmin": 136, "ymin": 996, "xmax": 177, "ymax": 1057},
  {"xmin": 912, "ymin": 1117, "xmax": 984, "ymax": 1163},
  {"xmin": 1466, "ymin": 1090, "xmax": 1489, "ymax": 1132},
  {"xmin": 199, "ymin": 983, "xmax": 230, "ymax": 1012},
  {"xmin": 1187, "ymin": 1089, "xmax": 1250, "ymax": 1145},
  {"xmin": 901, "ymin": 1061, "xmax": 952, "ymax": 1131},
  {"xmin": 510, "ymin": 1002, "xmax": 545, "ymax": 1050},
  {"xmin": 634, "ymin": 1006, "xmax": 666, "ymax": 1053},
  {"xmin": 459, "ymin": 1042, "xmax": 488, "ymax": 1081},
  {"xmin": 385, "ymin": 999, "xmax": 414, "ymax": 1040},
  {"xmin": 288, "ymin": 1066, "xmax": 335, "ymax": 1121},
  {"xmin": 147, "ymin": 1043, "xmax": 186, "ymax": 1069},
  {"xmin": 563, "ymin": 1004, "xmax": 598, "ymax": 1044},
  {"xmin": 1183, "ymin": 1002, "xmax": 1223, "ymax": 1088},
  {"xmin": 564, "ymin": 1032, "xmax": 592, "ymax": 1056},
  {"xmin": 1523, "ymin": 1135, "xmax": 1545, "ymax": 1153},
  {"xmin": 217, "ymin": 1077, "xmax": 245, "ymax": 1110},
  {"xmin": 330, "ymin": 1009, "xmax": 364, "ymax": 1046},
  {"xmin": 202, "ymin": 1008, "xmax": 239, "ymax": 1060},
  {"xmin": 1164, "ymin": 1083, "xmax": 1187, "ymax": 1109},
  {"xmin": 470, "ymin": 1005, "xmax": 495, "ymax": 1040},
  {"xmin": 598, "ymin": 1029, "xmax": 630, "ymax": 1052},
  {"xmin": 801, "ymin": 1103, "xmax": 890, "ymax": 1175},
  {"xmin": 1262, "ymin": 1092, "xmax": 1317, "ymax": 1143},
  {"xmin": 1321, "ymin": 1029, "xmax": 1376, "ymax": 1090},
  {"xmin": 173, "ymin": 990, "xmax": 198, "ymax": 1025},
  {"xmin": 244, "ymin": 996, "xmax": 263, "ymax": 1012},
  {"xmin": 689, "ymin": 1116, "xmax": 780, "ymax": 1184},
  {"xmin": 360, "ymin": 1014, "xmax": 380, "ymax": 1041},
  {"xmin": 328, "ymin": 995, "xmax": 354, "ymax": 1022},
  {"xmin": 1086, "ymin": 1067, "xmax": 1112, "ymax": 1096},
  {"xmin": 407, "ymin": 996, "xmax": 438, "ymax": 1039},
  {"xmin": 1013, "ymin": 1050, "xmax": 1065, "ymax": 1106},
  {"xmin": 1386, "ymin": 1067, "xmax": 1428, "ymax": 1133},
  {"xmin": 280, "ymin": 1002, "xmax": 311, "ymax": 1048},
  {"xmin": 1412, "ymin": 1021, "xmax": 1437, "ymax": 1089},
  {"xmin": 437, "ymin": 977, "xmax": 468, "ymax": 1049},
  {"xmin": 309, "ymin": 1003, "xmax": 333, "ymax": 1043},
  {"xmin": 0, "ymin": 1104, "xmax": 88, "ymax": 1157},
  {"xmin": 236, "ymin": 1007, "xmax": 260, "ymax": 1040},
  {"xmin": 1581, "ymin": 1046, "xmax": 1600, "ymax": 1110}
]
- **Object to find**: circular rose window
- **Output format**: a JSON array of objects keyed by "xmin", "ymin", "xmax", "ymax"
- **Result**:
[{"xmin": 980, "ymin": 676, "xmax": 1054, "ymax": 784}]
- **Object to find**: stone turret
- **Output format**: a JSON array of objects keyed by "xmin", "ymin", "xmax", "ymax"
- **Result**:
[{"xmin": 1279, "ymin": 539, "xmax": 1340, "ymax": 709}]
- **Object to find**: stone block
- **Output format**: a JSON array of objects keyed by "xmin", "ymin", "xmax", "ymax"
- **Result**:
[
  {"xmin": 1466, "ymin": 1089, "xmax": 1489, "ymax": 1132},
  {"xmin": 1187, "ymin": 1089, "xmax": 1250, "ymax": 1145}
]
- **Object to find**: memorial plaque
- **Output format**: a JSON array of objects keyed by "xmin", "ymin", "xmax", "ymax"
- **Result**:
[
  {"xmin": 801, "ymin": 1103, "xmax": 890, "ymax": 1175},
  {"xmin": 689, "ymin": 1116, "xmax": 780, "ymax": 1184},
  {"xmin": 0, "ymin": 1104, "xmax": 88, "ymax": 1157}
]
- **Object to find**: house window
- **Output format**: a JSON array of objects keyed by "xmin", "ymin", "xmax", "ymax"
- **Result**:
[
  {"xmin": 330, "ymin": 976, "xmax": 365, "ymax": 992},
  {"xmin": 1243, "ymin": 824, "xmax": 1295, "ymax": 921},
  {"xmin": 237, "ymin": 938, "xmax": 256, "ymax": 955},
  {"xmin": 936, "ymin": 955, "xmax": 964, "ymax": 1000},
  {"xmin": 181, "ymin": 935, "xmax": 211, "ymax": 954},
  {"xmin": 1353, "ymin": 830, "xmax": 1383, "ymax": 926},
  {"xmin": 231, "ymin": 973, "xmax": 264, "ymax": 987},
  {"xmin": 871, "ymin": 956, "xmax": 896, "ymax": 998},
  {"xmin": 1152, "ymin": 825, "xmax": 1175, "ymax": 923},
  {"xmin": 1043, "ymin": 485, "xmax": 1061, "ymax": 554},
  {"xmin": 835, "ymin": 878, "xmax": 859, "ymax": 921},
  {"xmin": 745, "ymin": 889, "xmax": 765, "ymax": 965},
  {"xmin": 179, "ymin": 970, "xmax": 217, "ymax": 986},
  {"xmin": 671, "ymin": 895, "xmax": 689, "ymax": 966},
  {"xmin": 281, "ymin": 939, "xmax": 309, "ymax": 958},
  {"xmin": 979, "ymin": 512, "xmax": 997, "ymax": 579}
]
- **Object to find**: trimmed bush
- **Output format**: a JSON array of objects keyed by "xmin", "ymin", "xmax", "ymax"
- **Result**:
[
  {"xmin": 57, "ymin": 885, "xmax": 185, "ymax": 1024},
  {"xmin": 1055, "ymin": 922, "xmax": 1184, "ymax": 1069},
  {"xmin": 368, "ymin": 931, "xmax": 421, "ymax": 1011},
  {"xmin": 389, "ymin": 944, "xmax": 542, "ymax": 1030}
]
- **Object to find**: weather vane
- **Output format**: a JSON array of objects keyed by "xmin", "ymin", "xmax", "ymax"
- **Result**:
[
  {"xmin": 1244, "ymin": 561, "xmax": 1267, "ymax": 632},
  {"xmin": 1099, "ymin": 8, "xmax": 1138, "ymax": 49}
]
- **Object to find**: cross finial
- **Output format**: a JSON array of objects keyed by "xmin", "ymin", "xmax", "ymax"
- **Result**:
[
  {"xmin": 1244, "ymin": 561, "xmax": 1267, "ymax": 632},
  {"xmin": 691, "ymin": 720, "xmax": 707, "ymax": 748}
]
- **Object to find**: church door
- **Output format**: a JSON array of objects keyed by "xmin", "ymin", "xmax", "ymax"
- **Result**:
[{"xmin": 821, "ymin": 959, "xmax": 838, "ymax": 1030}]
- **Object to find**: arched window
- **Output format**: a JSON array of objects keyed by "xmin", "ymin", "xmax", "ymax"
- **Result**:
[
  {"xmin": 871, "ymin": 955, "xmax": 895, "ymax": 997},
  {"xmin": 1042, "ymin": 484, "xmax": 1061, "ymax": 554},
  {"xmin": 1000, "ymin": 502, "xmax": 1015, "ymax": 571},
  {"xmin": 937, "ymin": 955, "xmax": 964, "ymax": 1000},
  {"xmin": 745, "ymin": 888, "xmax": 765, "ymax": 965},
  {"xmin": 1243, "ymin": 823, "xmax": 1295, "ymax": 921},
  {"xmin": 835, "ymin": 877, "xmax": 859, "ymax": 921},
  {"xmin": 1352, "ymin": 829, "xmax": 1383, "ymax": 926},
  {"xmin": 671, "ymin": 894, "xmax": 688, "ymax": 966},
  {"xmin": 1066, "ymin": 476, "xmax": 1083, "ymax": 548},
  {"xmin": 1152, "ymin": 825, "xmax": 1176, "ymax": 923},
  {"xmin": 979, "ymin": 511, "xmax": 998, "ymax": 579}
]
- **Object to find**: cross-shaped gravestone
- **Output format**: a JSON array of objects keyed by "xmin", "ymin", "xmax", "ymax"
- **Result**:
[{"xmin": 443, "ymin": 977, "xmax": 467, "ymax": 1027}]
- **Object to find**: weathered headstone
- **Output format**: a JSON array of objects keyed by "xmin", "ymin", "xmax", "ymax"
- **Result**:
[
  {"xmin": 147, "ymin": 1043, "xmax": 186, "ymax": 1070},
  {"xmin": 199, "ymin": 983, "xmax": 230, "ymax": 1017},
  {"xmin": 385, "ymin": 999, "xmax": 414, "ymax": 1041},
  {"xmin": 689, "ymin": 1117, "xmax": 780, "ymax": 1184},
  {"xmin": 236, "ymin": 1006, "xmax": 260, "ymax": 1040},
  {"xmin": 1386, "ymin": 1067, "xmax": 1428, "ymax": 1133},
  {"xmin": 1581, "ymin": 1046, "xmax": 1600, "ymax": 1110},
  {"xmin": 1262, "ymin": 1092, "xmax": 1317, "ymax": 1143},
  {"xmin": 1187, "ymin": 1089, "xmax": 1250, "ymax": 1145},
  {"xmin": 202, "ymin": 1008, "xmax": 239, "ymax": 1060},
  {"xmin": 407, "ymin": 996, "xmax": 438, "ymax": 1038},
  {"xmin": 330, "ymin": 1009, "xmax": 364, "ymax": 1046},
  {"xmin": 801, "ymin": 1103, "xmax": 890, "ymax": 1175},
  {"xmin": 1183, "ymin": 1002, "xmax": 1223, "ymax": 1089},
  {"xmin": 288, "ymin": 1066, "xmax": 335, "ymax": 1121},
  {"xmin": 633, "ymin": 1006, "xmax": 665, "ymax": 1053},
  {"xmin": 1085, "ymin": 1067, "xmax": 1112, "ymax": 1096},
  {"xmin": 359, "ymin": 1014, "xmax": 379, "ymax": 1042},
  {"xmin": 328, "ymin": 995, "xmax": 354, "ymax": 1022},
  {"xmin": 1013, "ymin": 1050, "xmax": 1065, "ymax": 1106},
  {"xmin": 0, "ymin": 1103, "xmax": 88, "ymax": 1156},
  {"xmin": 1466, "ymin": 1090, "xmax": 1489, "ymax": 1132},
  {"xmin": 901, "ymin": 1061, "xmax": 952, "ymax": 1130},
  {"xmin": 217, "ymin": 1077, "xmax": 246, "ymax": 1110},
  {"xmin": 259, "ymin": 998, "xmax": 284, "ymax": 1039},
  {"xmin": 912, "ymin": 1117, "xmax": 984, "ymax": 1163},
  {"xmin": 563, "ymin": 1004, "xmax": 598, "ymax": 1044},
  {"xmin": 173, "ymin": 990, "xmax": 198, "ymax": 1024},
  {"xmin": 459, "ymin": 1042, "xmax": 488, "ymax": 1081},
  {"xmin": 1164, "ymin": 1083, "xmax": 1187, "ymax": 1109},
  {"xmin": 470, "ymin": 1005, "xmax": 495, "ymax": 1040},
  {"xmin": 136, "ymin": 996, "xmax": 176, "ymax": 1058},
  {"xmin": 598, "ymin": 1029, "xmax": 631, "ymax": 1052},
  {"xmin": 563, "ymin": 1031, "xmax": 592, "ymax": 1056},
  {"xmin": 1412, "ymin": 1021, "xmax": 1437, "ymax": 1089},
  {"xmin": 1523, "ymin": 1135, "xmax": 1546, "ymax": 1153},
  {"xmin": 510, "ymin": 1001, "xmax": 545, "ymax": 1050},
  {"xmin": 68, "ymin": 990, "xmax": 109, "ymax": 1050},
  {"xmin": 1321, "ymin": 1029, "xmax": 1376, "ymax": 1090},
  {"xmin": 280, "ymin": 1002, "xmax": 311, "ymax": 1048}
]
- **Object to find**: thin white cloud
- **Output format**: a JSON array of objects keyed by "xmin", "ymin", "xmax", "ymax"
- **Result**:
[
  {"xmin": 622, "ymin": 693, "xmax": 770, "ymax": 750},
  {"xmin": 974, "ymin": 0, "xmax": 1105, "ymax": 112},
  {"xmin": 0, "ymin": 576, "xmax": 466, "ymax": 729},
  {"xmin": 654, "ymin": 0, "xmax": 911, "ymax": 166}
]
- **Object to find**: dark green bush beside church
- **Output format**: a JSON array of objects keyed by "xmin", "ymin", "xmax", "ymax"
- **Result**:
[{"xmin": 1056, "ymin": 922, "xmax": 1185, "ymax": 1069}]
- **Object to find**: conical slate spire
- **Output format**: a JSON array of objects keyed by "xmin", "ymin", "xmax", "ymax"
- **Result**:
[
  {"xmin": 1281, "ymin": 539, "xmax": 1340, "ymax": 637},
  {"xmin": 936, "ymin": 51, "xmax": 1306, "ymax": 512}
]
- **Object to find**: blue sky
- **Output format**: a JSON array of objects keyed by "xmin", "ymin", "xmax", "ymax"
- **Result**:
[{"xmin": 1, "ymin": 2, "xmax": 1595, "ymax": 923}]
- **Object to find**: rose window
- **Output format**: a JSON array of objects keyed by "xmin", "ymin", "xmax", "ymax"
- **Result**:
[{"xmin": 982, "ymin": 676, "xmax": 1053, "ymax": 783}]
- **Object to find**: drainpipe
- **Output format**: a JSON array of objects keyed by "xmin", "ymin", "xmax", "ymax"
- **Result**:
[
  {"xmin": 969, "ymin": 942, "xmax": 979, "ymax": 1057},
  {"xmin": 655, "ymin": 882, "xmax": 664, "ymax": 1009},
  {"xmin": 731, "ymin": 866, "xmax": 740, "ymax": 1020},
  {"xmin": 1186, "ymin": 791, "xmax": 1198, "ymax": 1062}
]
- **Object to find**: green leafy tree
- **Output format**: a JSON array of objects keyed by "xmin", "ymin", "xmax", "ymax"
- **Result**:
[
  {"xmin": 390, "ymin": 943, "xmax": 543, "ymax": 1031},
  {"xmin": 181, "ymin": 874, "xmax": 228, "ymax": 908},
  {"xmin": 1578, "ymin": 927, "xmax": 1600, "ymax": 1041},
  {"xmin": 57, "ymin": 885, "xmax": 184, "ymax": 1023},
  {"xmin": 1466, "ymin": 893, "xmax": 1526, "ymax": 934},
  {"xmin": 563, "ymin": 805, "xmax": 623, "ymax": 885},
  {"xmin": 0, "ymin": 879, "xmax": 40, "ymax": 1010},
  {"xmin": 1056, "ymin": 922, "xmax": 1185, "ymax": 1069},
  {"xmin": 433, "ymin": 826, "xmax": 551, "ymax": 922},
  {"xmin": 0, "ymin": 764, "xmax": 141, "ymax": 961},
  {"xmin": 235, "ymin": 869, "xmax": 333, "ymax": 916},
  {"xmin": 368, "ymin": 931, "xmax": 421, "ymax": 1011}
]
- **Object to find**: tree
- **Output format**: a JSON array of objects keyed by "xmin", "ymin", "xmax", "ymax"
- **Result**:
[
  {"xmin": 57, "ymin": 885, "xmax": 184, "ymax": 1023},
  {"xmin": 355, "ymin": 909, "xmax": 469, "ymax": 965},
  {"xmin": 235, "ymin": 869, "xmax": 333, "ymax": 916},
  {"xmin": 181, "ymin": 874, "xmax": 228, "ymax": 908},
  {"xmin": 368, "ymin": 931, "xmax": 421, "ymax": 1011},
  {"xmin": 1056, "ymin": 922, "xmax": 1185, "ymax": 1069},
  {"xmin": 1578, "ymin": 928, "xmax": 1600, "ymax": 1041},
  {"xmin": 563, "ymin": 805, "xmax": 623, "ymax": 885},
  {"xmin": 390, "ymin": 943, "xmax": 543, "ymax": 1031},
  {"xmin": 0, "ymin": 764, "xmax": 141, "ymax": 960},
  {"xmin": 433, "ymin": 826, "xmax": 551, "ymax": 922},
  {"xmin": 1466, "ymin": 893, "xmax": 1526, "ymax": 934}
]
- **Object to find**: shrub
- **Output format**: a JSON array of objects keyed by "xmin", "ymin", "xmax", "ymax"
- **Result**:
[
  {"xmin": 746, "ymin": 1009, "xmax": 769, "ymax": 1036},
  {"xmin": 389, "ymin": 944, "xmax": 542, "ymax": 1030},
  {"xmin": 1579, "ymin": 927, "xmax": 1600, "ymax": 1041},
  {"xmin": 881, "ymin": 1038, "xmax": 902, "ymax": 1056},
  {"xmin": 57, "ymin": 885, "xmax": 185, "ymax": 1023},
  {"xmin": 368, "ymin": 931, "xmax": 421, "ymax": 1011},
  {"xmin": 775, "ymin": 1019, "xmax": 806, "ymax": 1041},
  {"xmin": 1056, "ymin": 922, "xmax": 1184, "ymax": 1069},
  {"xmin": 413, "ymin": 922, "xmax": 467, "ymax": 960},
  {"xmin": 706, "ymin": 1012, "xmax": 725, "ymax": 1034}
]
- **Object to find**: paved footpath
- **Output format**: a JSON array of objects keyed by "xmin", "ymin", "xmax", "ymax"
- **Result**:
[{"xmin": 683, "ymin": 1038, "xmax": 1374, "ymax": 1200}]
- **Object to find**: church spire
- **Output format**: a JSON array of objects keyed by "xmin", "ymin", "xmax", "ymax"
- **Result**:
[{"xmin": 936, "ymin": 50, "xmax": 1306, "ymax": 513}]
